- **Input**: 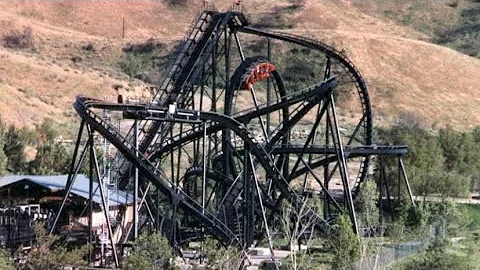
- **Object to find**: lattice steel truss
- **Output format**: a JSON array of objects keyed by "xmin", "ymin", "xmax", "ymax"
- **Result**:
[{"xmin": 51, "ymin": 10, "xmax": 414, "ymax": 266}]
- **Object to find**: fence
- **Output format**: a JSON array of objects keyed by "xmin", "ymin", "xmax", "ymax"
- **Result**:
[{"xmin": 344, "ymin": 241, "xmax": 424, "ymax": 270}]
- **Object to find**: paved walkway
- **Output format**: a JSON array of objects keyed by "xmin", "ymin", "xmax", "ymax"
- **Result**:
[{"xmin": 413, "ymin": 195, "xmax": 480, "ymax": 204}]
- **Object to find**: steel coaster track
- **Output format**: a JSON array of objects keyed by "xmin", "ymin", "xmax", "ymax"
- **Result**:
[
  {"xmin": 117, "ymin": 11, "xmax": 373, "ymax": 199},
  {"xmin": 77, "ymin": 11, "xmax": 397, "ymax": 248},
  {"xmin": 74, "ymin": 96, "xmax": 242, "ymax": 246},
  {"xmin": 141, "ymin": 24, "xmax": 373, "ymax": 233},
  {"xmin": 127, "ymin": 78, "xmax": 337, "ymax": 208},
  {"xmin": 140, "ymin": 12, "xmax": 242, "ymax": 150},
  {"xmin": 151, "ymin": 78, "xmax": 338, "ymax": 158},
  {"xmin": 141, "ymin": 12, "xmax": 238, "ymax": 156},
  {"xmin": 73, "ymin": 76, "xmax": 340, "ymax": 243},
  {"xmin": 236, "ymin": 26, "xmax": 373, "ymax": 189},
  {"xmin": 130, "ymin": 79, "xmax": 343, "ymax": 240},
  {"xmin": 112, "ymin": 11, "xmax": 221, "ymax": 185},
  {"xmin": 143, "ymin": 19, "xmax": 374, "ymax": 202},
  {"xmin": 271, "ymin": 145, "xmax": 408, "ymax": 156},
  {"xmin": 113, "ymin": 12, "xmax": 241, "ymax": 191}
]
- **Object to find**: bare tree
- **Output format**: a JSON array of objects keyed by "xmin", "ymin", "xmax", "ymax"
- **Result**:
[{"xmin": 280, "ymin": 197, "xmax": 321, "ymax": 270}]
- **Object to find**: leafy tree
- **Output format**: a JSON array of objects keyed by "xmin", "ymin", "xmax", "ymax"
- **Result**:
[
  {"xmin": 328, "ymin": 215, "xmax": 360, "ymax": 269},
  {"xmin": 356, "ymin": 180, "xmax": 380, "ymax": 229},
  {"xmin": 377, "ymin": 124, "xmax": 444, "ymax": 173},
  {"xmin": 79, "ymin": 147, "xmax": 105, "ymax": 176},
  {"xmin": 414, "ymin": 170, "xmax": 470, "ymax": 200},
  {"xmin": 18, "ymin": 221, "xmax": 89, "ymax": 269},
  {"xmin": 376, "ymin": 124, "xmax": 480, "ymax": 199},
  {"xmin": 355, "ymin": 180, "xmax": 382, "ymax": 258},
  {"xmin": 377, "ymin": 125, "xmax": 445, "ymax": 195},
  {"xmin": 28, "ymin": 141, "xmax": 70, "ymax": 175},
  {"xmin": 426, "ymin": 200, "xmax": 468, "ymax": 238},
  {"xmin": 0, "ymin": 118, "xmax": 10, "ymax": 175},
  {"xmin": 122, "ymin": 232, "xmax": 173, "ymax": 270},
  {"xmin": 36, "ymin": 118, "xmax": 58, "ymax": 141},
  {"xmin": 438, "ymin": 126, "xmax": 462, "ymax": 172},
  {"xmin": 3, "ymin": 124, "xmax": 27, "ymax": 173},
  {"xmin": 0, "ymin": 131, "xmax": 7, "ymax": 176},
  {"xmin": 0, "ymin": 147, "xmax": 7, "ymax": 176},
  {"xmin": 404, "ymin": 204, "xmax": 426, "ymax": 230},
  {"xmin": 388, "ymin": 201, "xmax": 470, "ymax": 269},
  {"xmin": 409, "ymin": 201, "xmax": 467, "ymax": 242},
  {"xmin": 472, "ymin": 126, "xmax": 480, "ymax": 143},
  {"xmin": 122, "ymin": 253, "xmax": 151, "ymax": 270},
  {"xmin": 438, "ymin": 126, "xmax": 480, "ymax": 175},
  {"xmin": 393, "ymin": 232, "xmax": 469, "ymax": 270}
]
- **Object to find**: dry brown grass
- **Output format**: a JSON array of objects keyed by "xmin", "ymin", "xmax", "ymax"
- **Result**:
[
  {"xmin": 273, "ymin": 0, "xmax": 480, "ymax": 129},
  {"xmin": 348, "ymin": 0, "xmax": 462, "ymax": 36},
  {"xmin": 0, "ymin": 0, "xmax": 478, "ymax": 131}
]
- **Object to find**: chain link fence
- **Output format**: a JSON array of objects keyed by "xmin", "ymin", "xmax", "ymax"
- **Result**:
[{"xmin": 344, "ymin": 241, "xmax": 425, "ymax": 270}]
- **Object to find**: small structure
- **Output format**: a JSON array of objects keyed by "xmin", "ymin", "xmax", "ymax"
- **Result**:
[{"xmin": 0, "ymin": 174, "xmax": 133, "ymax": 248}]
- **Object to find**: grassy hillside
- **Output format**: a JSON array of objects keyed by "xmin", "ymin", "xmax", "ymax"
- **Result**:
[
  {"xmin": 0, "ymin": 0, "xmax": 479, "ymax": 132},
  {"xmin": 352, "ymin": 0, "xmax": 480, "ymax": 57}
]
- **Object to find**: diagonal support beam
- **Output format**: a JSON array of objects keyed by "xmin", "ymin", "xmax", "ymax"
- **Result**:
[
  {"xmin": 92, "ymin": 140, "xmax": 120, "ymax": 267},
  {"xmin": 399, "ymin": 157, "xmax": 415, "ymax": 207},
  {"xmin": 328, "ymin": 95, "xmax": 359, "ymax": 235},
  {"xmin": 49, "ymin": 121, "xmax": 88, "ymax": 235}
]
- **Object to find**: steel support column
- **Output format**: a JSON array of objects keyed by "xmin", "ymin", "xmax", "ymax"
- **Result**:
[
  {"xmin": 134, "ymin": 119, "xmax": 139, "ymax": 240},
  {"xmin": 88, "ymin": 126, "xmax": 94, "ymax": 264},
  {"xmin": 244, "ymin": 146, "xmax": 254, "ymax": 247}
]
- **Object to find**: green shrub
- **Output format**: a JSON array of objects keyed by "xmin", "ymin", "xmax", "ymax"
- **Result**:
[
  {"xmin": 123, "ymin": 232, "xmax": 173, "ymax": 270},
  {"xmin": 328, "ymin": 215, "xmax": 361, "ymax": 269},
  {"xmin": 120, "ymin": 54, "xmax": 143, "ymax": 78},
  {"xmin": 0, "ymin": 248, "xmax": 15, "ymax": 270}
]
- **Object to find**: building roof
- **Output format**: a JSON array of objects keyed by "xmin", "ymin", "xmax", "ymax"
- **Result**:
[{"xmin": 0, "ymin": 174, "xmax": 132, "ymax": 206}]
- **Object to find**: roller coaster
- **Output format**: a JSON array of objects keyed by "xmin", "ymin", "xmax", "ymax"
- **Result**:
[{"xmin": 51, "ymin": 9, "xmax": 414, "ymax": 266}]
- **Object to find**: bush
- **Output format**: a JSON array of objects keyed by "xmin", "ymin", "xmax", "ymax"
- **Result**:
[
  {"xmin": 123, "ymin": 232, "xmax": 173, "ymax": 270},
  {"xmin": 2, "ymin": 27, "xmax": 34, "ymax": 49},
  {"xmin": 120, "ymin": 54, "xmax": 143, "ymax": 78},
  {"xmin": 123, "ymin": 38, "xmax": 165, "ymax": 54},
  {"xmin": 166, "ymin": 0, "xmax": 189, "ymax": 6},
  {"xmin": 203, "ymin": 237, "xmax": 244, "ymax": 269},
  {"xmin": 398, "ymin": 244, "xmax": 469, "ymax": 270},
  {"xmin": 434, "ymin": 5, "xmax": 480, "ymax": 57},
  {"xmin": 82, "ymin": 43, "xmax": 95, "ymax": 52},
  {"xmin": 448, "ymin": 1, "xmax": 459, "ymax": 8},
  {"xmin": 18, "ymin": 222, "xmax": 89, "ymax": 269},
  {"xmin": 120, "ymin": 39, "xmax": 166, "ymax": 80},
  {"xmin": 0, "ymin": 248, "xmax": 15, "ymax": 270}
]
